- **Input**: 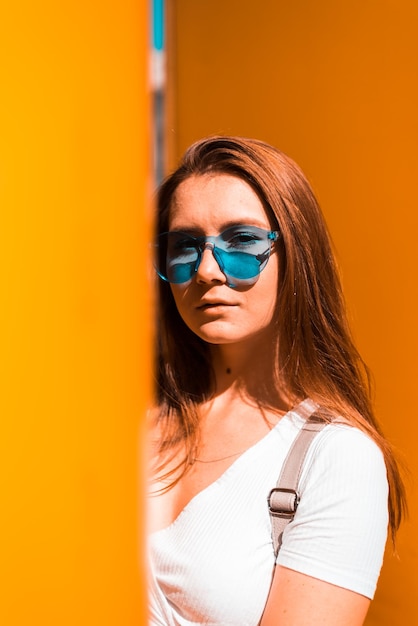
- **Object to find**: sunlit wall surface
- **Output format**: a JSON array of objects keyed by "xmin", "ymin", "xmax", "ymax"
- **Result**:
[{"xmin": 0, "ymin": 2, "xmax": 151, "ymax": 624}]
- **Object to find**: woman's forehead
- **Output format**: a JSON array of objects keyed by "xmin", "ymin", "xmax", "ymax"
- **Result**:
[{"xmin": 168, "ymin": 173, "xmax": 271, "ymax": 232}]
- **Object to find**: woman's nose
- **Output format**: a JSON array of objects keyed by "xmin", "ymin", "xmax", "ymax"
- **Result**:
[{"xmin": 195, "ymin": 244, "xmax": 226, "ymax": 284}]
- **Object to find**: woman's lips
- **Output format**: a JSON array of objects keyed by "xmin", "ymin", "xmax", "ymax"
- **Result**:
[{"xmin": 197, "ymin": 301, "xmax": 236, "ymax": 310}]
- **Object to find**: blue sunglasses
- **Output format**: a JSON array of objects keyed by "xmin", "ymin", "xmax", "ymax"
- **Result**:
[{"xmin": 155, "ymin": 224, "xmax": 279, "ymax": 288}]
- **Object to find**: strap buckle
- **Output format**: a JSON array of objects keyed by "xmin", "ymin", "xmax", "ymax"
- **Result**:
[{"xmin": 268, "ymin": 487, "xmax": 300, "ymax": 518}]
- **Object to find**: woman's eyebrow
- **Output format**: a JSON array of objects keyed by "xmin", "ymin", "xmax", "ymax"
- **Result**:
[
  {"xmin": 168, "ymin": 220, "xmax": 271, "ymax": 233},
  {"xmin": 220, "ymin": 219, "xmax": 271, "ymax": 230}
]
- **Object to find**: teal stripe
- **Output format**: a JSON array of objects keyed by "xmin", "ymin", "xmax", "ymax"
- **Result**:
[{"xmin": 153, "ymin": 0, "xmax": 164, "ymax": 50}]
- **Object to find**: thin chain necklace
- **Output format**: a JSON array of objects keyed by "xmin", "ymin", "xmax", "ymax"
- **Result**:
[
  {"xmin": 190, "ymin": 397, "xmax": 290, "ymax": 465},
  {"xmin": 190, "ymin": 448, "xmax": 247, "ymax": 464}
]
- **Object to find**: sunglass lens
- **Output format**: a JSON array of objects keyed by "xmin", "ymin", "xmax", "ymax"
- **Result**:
[
  {"xmin": 166, "ymin": 259, "xmax": 195, "ymax": 283},
  {"xmin": 156, "ymin": 233, "xmax": 199, "ymax": 283},
  {"xmin": 214, "ymin": 248, "xmax": 262, "ymax": 280}
]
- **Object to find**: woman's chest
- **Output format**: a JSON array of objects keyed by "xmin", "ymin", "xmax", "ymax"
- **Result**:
[
  {"xmin": 148, "ymin": 406, "xmax": 282, "ymax": 534},
  {"xmin": 148, "ymin": 457, "xmax": 240, "ymax": 533},
  {"xmin": 149, "ymin": 466, "xmax": 276, "ymax": 626}
]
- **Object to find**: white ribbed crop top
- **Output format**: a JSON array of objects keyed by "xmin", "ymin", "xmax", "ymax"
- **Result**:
[{"xmin": 148, "ymin": 402, "xmax": 388, "ymax": 626}]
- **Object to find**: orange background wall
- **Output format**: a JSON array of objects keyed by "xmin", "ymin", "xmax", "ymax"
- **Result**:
[
  {"xmin": 167, "ymin": 1, "xmax": 417, "ymax": 624},
  {"xmin": 0, "ymin": 2, "xmax": 151, "ymax": 624}
]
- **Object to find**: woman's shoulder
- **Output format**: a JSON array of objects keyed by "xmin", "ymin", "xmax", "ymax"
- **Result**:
[
  {"xmin": 316, "ymin": 419, "xmax": 384, "ymax": 455},
  {"xmin": 291, "ymin": 399, "xmax": 385, "ymax": 463},
  {"xmin": 288, "ymin": 400, "xmax": 383, "ymax": 456},
  {"xmin": 301, "ymin": 418, "xmax": 388, "ymax": 493}
]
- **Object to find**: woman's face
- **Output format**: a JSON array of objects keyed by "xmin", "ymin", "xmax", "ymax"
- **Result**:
[{"xmin": 167, "ymin": 173, "xmax": 279, "ymax": 348}]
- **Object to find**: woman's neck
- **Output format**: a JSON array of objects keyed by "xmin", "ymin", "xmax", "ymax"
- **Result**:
[{"xmin": 209, "ymin": 338, "xmax": 290, "ymax": 411}]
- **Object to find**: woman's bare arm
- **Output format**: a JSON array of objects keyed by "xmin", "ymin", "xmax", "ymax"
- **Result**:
[{"xmin": 259, "ymin": 566, "xmax": 370, "ymax": 626}]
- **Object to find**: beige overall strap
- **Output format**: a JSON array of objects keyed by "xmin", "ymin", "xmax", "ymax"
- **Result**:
[{"xmin": 268, "ymin": 408, "xmax": 327, "ymax": 558}]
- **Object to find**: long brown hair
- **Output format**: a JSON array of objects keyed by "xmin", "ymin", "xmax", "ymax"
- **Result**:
[{"xmin": 153, "ymin": 135, "xmax": 406, "ymax": 541}]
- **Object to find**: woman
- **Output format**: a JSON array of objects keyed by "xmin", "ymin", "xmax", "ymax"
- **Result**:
[{"xmin": 147, "ymin": 136, "xmax": 406, "ymax": 626}]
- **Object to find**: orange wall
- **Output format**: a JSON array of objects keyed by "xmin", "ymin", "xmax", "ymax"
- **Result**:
[
  {"xmin": 168, "ymin": 1, "xmax": 417, "ymax": 624},
  {"xmin": 0, "ymin": 2, "xmax": 151, "ymax": 625}
]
